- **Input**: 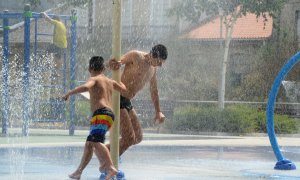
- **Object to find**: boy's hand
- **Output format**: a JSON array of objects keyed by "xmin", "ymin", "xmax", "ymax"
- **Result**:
[
  {"xmin": 62, "ymin": 94, "xmax": 69, "ymax": 101},
  {"xmin": 154, "ymin": 112, "xmax": 165, "ymax": 125},
  {"xmin": 41, "ymin": 12, "xmax": 46, "ymax": 18},
  {"xmin": 108, "ymin": 58, "xmax": 121, "ymax": 70}
]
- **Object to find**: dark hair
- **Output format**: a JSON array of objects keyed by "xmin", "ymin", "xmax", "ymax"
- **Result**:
[
  {"xmin": 89, "ymin": 56, "xmax": 105, "ymax": 72},
  {"xmin": 151, "ymin": 44, "xmax": 168, "ymax": 60}
]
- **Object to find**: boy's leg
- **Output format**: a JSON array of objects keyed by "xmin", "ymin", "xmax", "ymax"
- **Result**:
[
  {"xmin": 106, "ymin": 108, "xmax": 136, "ymax": 156},
  {"xmin": 69, "ymin": 141, "xmax": 93, "ymax": 179},
  {"xmin": 119, "ymin": 108, "xmax": 137, "ymax": 156},
  {"xmin": 93, "ymin": 142, "xmax": 117, "ymax": 179},
  {"xmin": 93, "ymin": 147, "xmax": 106, "ymax": 173},
  {"xmin": 128, "ymin": 108, "xmax": 143, "ymax": 144}
]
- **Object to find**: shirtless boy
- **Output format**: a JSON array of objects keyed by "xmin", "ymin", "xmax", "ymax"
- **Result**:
[
  {"xmin": 108, "ymin": 44, "xmax": 168, "ymax": 156},
  {"xmin": 63, "ymin": 56, "xmax": 126, "ymax": 180}
]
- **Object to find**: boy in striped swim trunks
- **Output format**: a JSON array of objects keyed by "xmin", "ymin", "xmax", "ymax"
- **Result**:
[{"xmin": 63, "ymin": 56, "xmax": 126, "ymax": 180}]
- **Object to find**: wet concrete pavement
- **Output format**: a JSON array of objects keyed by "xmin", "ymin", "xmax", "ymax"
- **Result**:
[{"xmin": 0, "ymin": 130, "xmax": 300, "ymax": 179}]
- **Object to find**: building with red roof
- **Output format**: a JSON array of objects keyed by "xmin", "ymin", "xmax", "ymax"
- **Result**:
[
  {"xmin": 175, "ymin": 12, "xmax": 275, "ymax": 90},
  {"xmin": 181, "ymin": 13, "xmax": 273, "ymax": 40}
]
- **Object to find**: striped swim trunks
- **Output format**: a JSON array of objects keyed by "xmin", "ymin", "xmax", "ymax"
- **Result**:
[{"xmin": 87, "ymin": 107, "xmax": 114, "ymax": 143}]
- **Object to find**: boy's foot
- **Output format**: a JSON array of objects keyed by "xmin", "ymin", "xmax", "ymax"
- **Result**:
[
  {"xmin": 105, "ymin": 167, "xmax": 118, "ymax": 180},
  {"xmin": 68, "ymin": 171, "xmax": 81, "ymax": 179},
  {"xmin": 99, "ymin": 164, "xmax": 105, "ymax": 173}
]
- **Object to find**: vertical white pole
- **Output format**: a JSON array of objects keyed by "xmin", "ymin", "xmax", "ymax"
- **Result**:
[{"xmin": 111, "ymin": 0, "xmax": 122, "ymax": 169}]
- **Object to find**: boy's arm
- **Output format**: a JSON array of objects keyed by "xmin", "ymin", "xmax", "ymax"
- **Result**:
[
  {"xmin": 63, "ymin": 79, "xmax": 95, "ymax": 100},
  {"xmin": 112, "ymin": 80, "xmax": 127, "ymax": 93},
  {"xmin": 149, "ymin": 70, "xmax": 165, "ymax": 125},
  {"xmin": 120, "ymin": 51, "xmax": 136, "ymax": 65},
  {"xmin": 41, "ymin": 12, "xmax": 55, "ymax": 24},
  {"xmin": 108, "ymin": 51, "xmax": 136, "ymax": 70}
]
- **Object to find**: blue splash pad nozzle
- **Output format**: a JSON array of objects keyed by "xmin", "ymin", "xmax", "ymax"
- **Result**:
[
  {"xmin": 100, "ymin": 170, "xmax": 125, "ymax": 180},
  {"xmin": 274, "ymin": 159, "xmax": 296, "ymax": 170}
]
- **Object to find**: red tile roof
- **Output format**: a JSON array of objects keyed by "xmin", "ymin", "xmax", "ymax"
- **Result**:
[{"xmin": 181, "ymin": 13, "xmax": 273, "ymax": 40}]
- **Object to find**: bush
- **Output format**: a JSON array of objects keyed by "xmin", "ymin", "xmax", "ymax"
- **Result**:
[{"xmin": 167, "ymin": 105, "xmax": 299, "ymax": 134}]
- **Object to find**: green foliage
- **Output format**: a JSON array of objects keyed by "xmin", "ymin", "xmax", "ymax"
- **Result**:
[
  {"xmin": 167, "ymin": 0, "xmax": 289, "ymax": 105},
  {"xmin": 232, "ymin": 27, "xmax": 300, "ymax": 101},
  {"xmin": 254, "ymin": 112, "xmax": 298, "ymax": 134},
  {"xmin": 168, "ymin": 105, "xmax": 299, "ymax": 134},
  {"xmin": 169, "ymin": 0, "xmax": 288, "ymax": 24}
]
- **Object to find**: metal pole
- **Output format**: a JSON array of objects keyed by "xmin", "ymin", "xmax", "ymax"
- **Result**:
[
  {"xmin": 110, "ymin": 0, "xmax": 122, "ymax": 169},
  {"xmin": 63, "ymin": 19, "xmax": 67, "ymax": 94},
  {"xmin": 69, "ymin": 9, "xmax": 77, "ymax": 136},
  {"xmin": 22, "ymin": 4, "xmax": 32, "ymax": 136},
  {"xmin": 2, "ymin": 10, "xmax": 10, "ymax": 136},
  {"xmin": 34, "ymin": 18, "xmax": 37, "ymax": 62}
]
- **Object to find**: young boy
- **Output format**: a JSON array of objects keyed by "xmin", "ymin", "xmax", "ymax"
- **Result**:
[{"xmin": 63, "ymin": 56, "xmax": 126, "ymax": 180}]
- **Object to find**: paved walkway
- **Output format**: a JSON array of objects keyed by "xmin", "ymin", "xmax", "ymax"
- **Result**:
[{"xmin": 1, "ymin": 128, "xmax": 300, "ymax": 147}]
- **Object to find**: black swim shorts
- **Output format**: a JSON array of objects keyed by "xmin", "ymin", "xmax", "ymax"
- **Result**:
[
  {"xmin": 120, "ymin": 95, "xmax": 133, "ymax": 112},
  {"xmin": 86, "ymin": 133, "xmax": 105, "ymax": 143}
]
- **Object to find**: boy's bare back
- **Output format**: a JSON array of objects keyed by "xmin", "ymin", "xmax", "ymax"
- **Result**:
[
  {"xmin": 88, "ymin": 75, "xmax": 114, "ymax": 113},
  {"xmin": 63, "ymin": 72, "xmax": 126, "ymax": 113}
]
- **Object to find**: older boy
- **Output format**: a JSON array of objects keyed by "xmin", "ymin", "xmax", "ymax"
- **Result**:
[
  {"xmin": 108, "ymin": 44, "xmax": 168, "ymax": 156},
  {"xmin": 63, "ymin": 56, "xmax": 126, "ymax": 180}
]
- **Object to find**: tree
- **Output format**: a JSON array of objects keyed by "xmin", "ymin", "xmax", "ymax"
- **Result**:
[
  {"xmin": 237, "ymin": 27, "xmax": 299, "ymax": 102},
  {"xmin": 169, "ymin": 0, "xmax": 287, "ymax": 109}
]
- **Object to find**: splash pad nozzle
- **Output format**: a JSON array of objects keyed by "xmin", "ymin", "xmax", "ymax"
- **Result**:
[
  {"xmin": 267, "ymin": 52, "xmax": 300, "ymax": 171},
  {"xmin": 100, "ymin": 170, "xmax": 125, "ymax": 180}
]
